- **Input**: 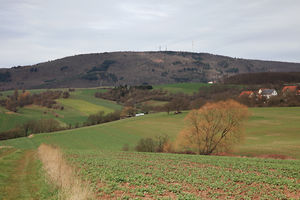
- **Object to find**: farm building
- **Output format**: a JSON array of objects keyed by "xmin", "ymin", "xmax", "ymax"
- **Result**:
[
  {"xmin": 282, "ymin": 86, "xmax": 298, "ymax": 93},
  {"xmin": 258, "ymin": 88, "xmax": 267, "ymax": 95},
  {"xmin": 239, "ymin": 91, "xmax": 255, "ymax": 98},
  {"xmin": 260, "ymin": 89, "xmax": 278, "ymax": 99}
]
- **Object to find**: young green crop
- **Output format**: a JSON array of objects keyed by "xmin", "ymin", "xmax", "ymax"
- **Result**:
[{"xmin": 65, "ymin": 150, "xmax": 300, "ymax": 199}]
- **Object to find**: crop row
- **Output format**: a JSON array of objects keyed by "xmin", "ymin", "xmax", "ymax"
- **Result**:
[{"xmin": 65, "ymin": 150, "xmax": 300, "ymax": 199}]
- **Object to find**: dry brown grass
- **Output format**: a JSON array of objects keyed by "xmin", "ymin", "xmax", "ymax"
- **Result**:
[
  {"xmin": 0, "ymin": 145, "xmax": 13, "ymax": 149},
  {"xmin": 38, "ymin": 144, "xmax": 94, "ymax": 200}
]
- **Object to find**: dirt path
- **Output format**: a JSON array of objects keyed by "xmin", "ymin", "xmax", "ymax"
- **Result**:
[
  {"xmin": 1, "ymin": 145, "xmax": 93, "ymax": 200},
  {"xmin": 1, "ymin": 150, "xmax": 59, "ymax": 200}
]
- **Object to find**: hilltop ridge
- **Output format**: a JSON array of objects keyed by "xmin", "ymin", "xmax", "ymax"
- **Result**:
[{"xmin": 1, "ymin": 51, "xmax": 300, "ymax": 90}]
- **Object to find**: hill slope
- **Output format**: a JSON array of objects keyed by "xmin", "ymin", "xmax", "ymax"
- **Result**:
[
  {"xmin": 0, "ymin": 88, "xmax": 121, "ymax": 133},
  {"xmin": 223, "ymin": 72, "xmax": 300, "ymax": 84},
  {"xmin": 1, "ymin": 107, "xmax": 300, "ymax": 159},
  {"xmin": 1, "ymin": 107, "xmax": 300, "ymax": 199},
  {"xmin": 1, "ymin": 51, "xmax": 300, "ymax": 90}
]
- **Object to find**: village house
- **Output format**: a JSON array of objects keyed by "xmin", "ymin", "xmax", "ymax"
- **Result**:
[
  {"xmin": 282, "ymin": 86, "xmax": 298, "ymax": 93},
  {"xmin": 259, "ymin": 89, "xmax": 278, "ymax": 99},
  {"xmin": 258, "ymin": 88, "xmax": 267, "ymax": 95}
]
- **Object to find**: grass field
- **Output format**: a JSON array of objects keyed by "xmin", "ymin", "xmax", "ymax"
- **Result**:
[
  {"xmin": 1, "ymin": 107, "xmax": 300, "ymax": 199},
  {"xmin": 0, "ymin": 88, "xmax": 122, "ymax": 132},
  {"xmin": 1, "ymin": 107, "xmax": 300, "ymax": 159},
  {"xmin": 153, "ymin": 82, "xmax": 245, "ymax": 95},
  {"xmin": 0, "ymin": 105, "xmax": 60, "ymax": 132},
  {"xmin": 153, "ymin": 83, "xmax": 210, "ymax": 94},
  {"xmin": 1, "ymin": 84, "xmax": 300, "ymax": 199},
  {"xmin": 240, "ymin": 107, "xmax": 300, "ymax": 158},
  {"xmin": 0, "ymin": 147, "xmax": 59, "ymax": 199}
]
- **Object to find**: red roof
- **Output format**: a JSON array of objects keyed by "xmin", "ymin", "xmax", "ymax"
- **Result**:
[
  {"xmin": 282, "ymin": 86, "xmax": 298, "ymax": 92},
  {"xmin": 239, "ymin": 91, "xmax": 254, "ymax": 97}
]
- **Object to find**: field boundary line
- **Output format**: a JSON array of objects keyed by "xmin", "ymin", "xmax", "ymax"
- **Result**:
[{"xmin": 38, "ymin": 144, "xmax": 94, "ymax": 200}]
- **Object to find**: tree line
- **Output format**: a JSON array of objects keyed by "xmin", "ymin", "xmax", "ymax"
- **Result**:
[
  {"xmin": 0, "ymin": 118, "xmax": 64, "ymax": 140},
  {"xmin": 223, "ymin": 72, "xmax": 300, "ymax": 85},
  {"xmin": 96, "ymin": 84, "xmax": 300, "ymax": 116}
]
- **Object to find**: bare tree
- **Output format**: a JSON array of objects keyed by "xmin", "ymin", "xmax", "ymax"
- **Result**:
[{"xmin": 176, "ymin": 100, "xmax": 249, "ymax": 155}]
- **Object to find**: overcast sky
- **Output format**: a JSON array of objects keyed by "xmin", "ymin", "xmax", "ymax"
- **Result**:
[{"xmin": 1, "ymin": 0, "xmax": 300, "ymax": 68}]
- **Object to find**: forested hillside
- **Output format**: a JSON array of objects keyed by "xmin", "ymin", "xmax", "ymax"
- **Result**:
[{"xmin": 1, "ymin": 51, "xmax": 300, "ymax": 90}]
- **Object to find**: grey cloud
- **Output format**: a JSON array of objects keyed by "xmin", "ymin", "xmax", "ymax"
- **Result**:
[{"xmin": 0, "ymin": 0, "xmax": 300, "ymax": 67}]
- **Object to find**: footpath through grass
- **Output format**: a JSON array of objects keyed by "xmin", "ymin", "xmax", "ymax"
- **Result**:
[{"xmin": 0, "ymin": 147, "xmax": 59, "ymax": 200}]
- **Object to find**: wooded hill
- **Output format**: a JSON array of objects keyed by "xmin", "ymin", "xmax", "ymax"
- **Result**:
[
  {"xmin": 223, "ymin": 72, "xmax": 300, "ymax": 85},
  {"xmin": 1, "ymin": 51, "xmax": 300, "ymax": 90}
]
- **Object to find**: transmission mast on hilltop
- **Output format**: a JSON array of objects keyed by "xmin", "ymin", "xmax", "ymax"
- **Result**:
[{"xmin": 192, "ymin": 40, "xmax": 194, "ymax": 52}]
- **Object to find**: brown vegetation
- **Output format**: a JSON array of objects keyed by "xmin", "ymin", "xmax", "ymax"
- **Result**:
[
  {"xmin": 176, "ymin": 100, "xmax": 249, "ymax": 155},
  {"xmin": 224, "ymin": 72, "xmax": 300, "ymax": 85},
  {"xmin": 95, "ymin": 85, "xmax": 169, "ymax": 106},
  {"xmin": 38, "ymin": 144, "xmax": 94, "ymax": 200},
  {"xmin": 86, "ymin": 110, "xmax": 121, "ymax": 126},
  {"xmin": 0, "ymin": 89, "xmax": 65, "ymax": 112}
]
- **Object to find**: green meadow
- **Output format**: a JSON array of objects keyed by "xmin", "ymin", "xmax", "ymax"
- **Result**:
[
  {"xmin": 0, "ymin": 148, "xmax": 59, "ymax": 200},
  {"xmin": 1, "ymin": 107, "xmax": 300, "ymax": 199},
  {"xmin": 0, "ymin": 88, "xmax": 121, "ymax": 132},
  {"xmin": 153, "ymin": 82, "xmax": 210, "ymax": 94},
  {"xmin": 1, "ymin": 85, "xmax": 300, "ymax": 199},
  {"xmin": 2, "ymin": 107, "xmax": 300, "ymax": 159},
  {"xmin": 153, "ymin": 82, "xmax": 245, "ymax": 95}
]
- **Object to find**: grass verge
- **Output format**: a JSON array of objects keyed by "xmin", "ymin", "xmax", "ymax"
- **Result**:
[
  {"xmin": 0, "ymin": 147, "xmax": 59, "ymax": 200},
  {"xmin": 38, "ymin": 144, "xmax": 94, "ymax": 200}
]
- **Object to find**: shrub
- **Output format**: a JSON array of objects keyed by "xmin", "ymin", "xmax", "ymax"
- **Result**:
[
  {"xmin": 87, "ymin": 110, "xmax": 121, "ymax": 125},
  {"xmin": 63, "ymin": 91, "xmax": 70, "ymax": 98},
  {"xmin": 122, "ymin": 144, "xmax": 130, "ymax": 151},
  {"xmin": 135, "ymin": 135, "xmax": 171, "ymax": 153},
  {"xmin": 0, "ymin": 127, "xmax": 25, "ymax": 140},
  {"xmin": 135, "ymin": 138, "xmax": 156, "ymax": 152}
]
